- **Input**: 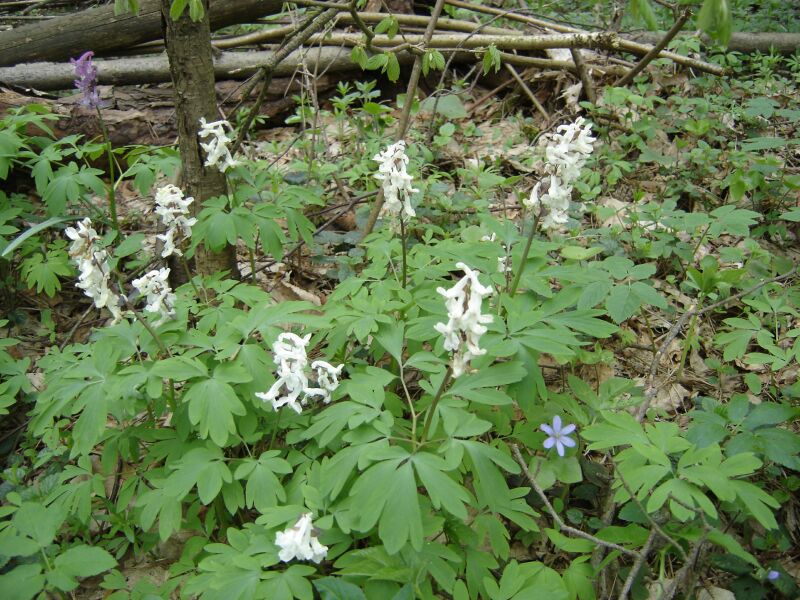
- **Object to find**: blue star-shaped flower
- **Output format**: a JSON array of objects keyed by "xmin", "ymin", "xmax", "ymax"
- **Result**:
[{"xmin": 540, "ymin": 415, "xmax": 577, "ymax": 457}]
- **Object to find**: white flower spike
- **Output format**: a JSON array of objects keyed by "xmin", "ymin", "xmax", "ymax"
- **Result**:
[
  {"xmin": 255, "ymin": 334, "xmax": 344, "ymax": 413},
  {"xmin": 154, "ymin": 184, "xmax": 196, "ymax": 258},
  {"xmin": 373, "ymin": 140, "xmax": 419, "ymax": 219},
  {"xmin": 198, "ymin": 117, "xmax": 240, "ymax": 173},
  {"xmin": 275, "ymin": 513, "xmax": 328, "ymax": 564},
  {"xmin": 65, "ymin": 218, "xmax": 123, "ymax": 323},
  {"xmin": 434, "ymin": 263, "xmax": 494, "ymax": 378},
  {"xmin": 527, "ymin": 117, "xmax": 596, "ymax": 230},
  {"xmin": 132, "ymin": 267, "xmax": 176, "ymax": 326}
]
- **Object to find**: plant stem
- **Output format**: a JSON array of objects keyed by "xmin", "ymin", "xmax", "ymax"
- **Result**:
[
  {"xmin": 95, "ymin": 106, "xmax": 120, "ymax": 235},
  {"xmin": 419, "ymin": 366, "xmax": 452, "ymax": 445},
  {"xmin": 268, "ymin": 409, "xmax": 282, "ymax": 450},
  {"xmin": 400, "ymin": 216, "xmax": 408, "ymax": 289},
  {"xmin": 508, "ymin": 211, "xmax": 541, "ymax": 297},
  {"xmin": 128, "ymin": 303, "xmax": 171, "ymax": 357}
]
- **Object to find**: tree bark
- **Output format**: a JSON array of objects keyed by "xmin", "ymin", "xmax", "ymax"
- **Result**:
[
  {"xmin": 161, "ymin": 0, "xmax": 237, "ymax": 278},
  {"xmin": 0, "ymin": 0, "xmax": 283, "ymax": 67}
]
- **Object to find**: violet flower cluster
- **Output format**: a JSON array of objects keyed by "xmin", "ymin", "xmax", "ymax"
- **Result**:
[
  {"xmin": 524, "ymin": 116, "xmax": 596, "ymax": 229},
  {"xmin": 65, "ymin": 218, "xmax": 122, "ymax": 323},
  {"xmin": 154, "ymin": 184, "xmax": 196, "ymax": 258},
  {"xmin": 373, "ymin": 140, "xmax": 419, "ymax": 219},
  {"xmin": 434, "ymin": 263, "xmax": 494, "ymax": 378},
  {"xmin": 70, "ymin": 51, "xmax": 101, "ymax": 109},
  {"xmin": 255, "ymin": 333, "xmax": 344, "ymax": 414}
]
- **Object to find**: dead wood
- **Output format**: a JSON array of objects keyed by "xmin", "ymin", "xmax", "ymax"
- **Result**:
[
  {"xmin": 0, "ymin": 0, "xmax": 283, "ymax": 67},
  {"xmin": 628, "ymin": 31, "xmax": 800, "ymax": 55}
]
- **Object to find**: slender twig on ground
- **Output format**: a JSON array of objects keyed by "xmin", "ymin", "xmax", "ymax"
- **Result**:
[
  {"xmin": 361, "ymin": 0, "xmax": 448, "ymax": 239},
  {"xmin": 615, "ymin": 9, "xmax": 691, "ymax": 86},
  {"xmin": 569, "ymin": 48, "xmax": 596, "ymax": 103},
  {"xmin": 511, "ymin": 444, "xmax": 641, "ymax": 559},
  {"xmin": 618, "ymin": 528, "xmax": 657, "ymax": 600},
  {"xmin": 504, "ymin": 63, "xmax": 549, "ymax": 119}
]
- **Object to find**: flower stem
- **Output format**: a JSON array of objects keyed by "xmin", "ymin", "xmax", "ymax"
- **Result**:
[
  {"xmin": 419, "ymin": 366, "xmax": 452, "ymax": 445},
  {"xmin": 95, "ymin": 106, "xmax": 120, "ymax": 235},
  {"xmin": 268, "ymin": 409, "xmax": 282, "ymax": 450},
  {"xmin": 400, "ymin": 216, "xmax": 408, "ymax": 289},
  {"xmin": 508, "ymin": 211, "xmax": 541, "ymax": 297}
]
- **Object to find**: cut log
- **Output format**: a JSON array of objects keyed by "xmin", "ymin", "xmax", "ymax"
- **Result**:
[
  {"xmin": 0, "ymin": 47, "xmax": 417, "ymax": 90},
  {"xmin": 0, "ymin": 0, "xmax": 283, "ymax": 67},
  {"xmin": 628, "ymin": 31, "xmax": 800, "ymax": 55}
]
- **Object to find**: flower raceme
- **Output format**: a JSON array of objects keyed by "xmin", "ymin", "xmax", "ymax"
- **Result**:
[
  {"xmin": 65, "ymin": 218, "xmax": 122, "ymax": 323},
  {"xmin": 70, "ymin": 51, "xmax": 101, "ymax": 109},
  {"xmin": 275, "ymin": 513, "xmax": 328, "ymax": 564},
  {"xmin": 132, "ymin": 268, "xmax": 176, "ymax": 326},
  {"xmin": 255, "ymin": 333, "xmax": 344, "ymax": 413},
  {"xmin": 198, "ymin": 117, "xmax": 239, "ymax": 173},
  {"xmin": 373, "ymin": 140, "xmax": 419, "ymax": 219},
  {"xmin": 540, "ymin": 416, "xmax": 577, "ymax": 457},
  {"xmin": 434, "ymin": 263, "xmax": 494, "ymax": 378},
  {"xmin": 524, "ymin": 116, "xmax": 596, "ymax": 229},
  {"xmin": 154, "ymin": 184, "xmax": 196, "ymax": 258}
]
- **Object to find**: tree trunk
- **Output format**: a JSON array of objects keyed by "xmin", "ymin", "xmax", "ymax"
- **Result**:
[
  {"xmin": 161, "ymin": 0, "xmax": 237, "ymax": 278},
  {"xmin": 0, "ymin": 0, "xmax": 283, "ymax": 67}
]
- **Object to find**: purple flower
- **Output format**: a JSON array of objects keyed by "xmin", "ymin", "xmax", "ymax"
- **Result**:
[
  {"xmin": 540, "ymin": 416, "xmax": 577, "ymax": 457},
  {"xmin": 767, "ymin": 570, "xmax": 780, "ymax": 581},
  {"xmin": 70, "ymin": 51, "xmax": 101, "ymax": 109}
]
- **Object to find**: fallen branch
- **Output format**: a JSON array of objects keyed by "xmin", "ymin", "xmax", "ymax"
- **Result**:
[
  {"xmin": 442, "ymin": 0, "xmax": 724, "ymax": 76},
  {"xmin": 629, "ymin": 31, "xmax": 800, "ymax": 55}
]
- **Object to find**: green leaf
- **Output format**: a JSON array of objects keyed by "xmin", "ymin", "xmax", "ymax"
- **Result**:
[
  {"xmin": 413, "ymin": 452, "xmax": 472, "ymax": 520},
  {"xmin": 385, "ymin": 53, "xmax": 401, "ymax": 82},
  {"xmin": 544, "ymin": 528, "xmax": 594, "ymax": 553},
  {"xmin": 54, "ymin": 545, "xmax": 116, "ymax": 577},
  {"xmin": 379, "ymin": 462, "xmax": 423, "ymax": 553},
  {"xmin": 0, "ymin": 564, "xmax": 45, "ymax": 600},
  {"xmin": 629, "ymin": 0, "xmax": 658, "ymax": 29},
  {"xmin": 151, "ymin": 356, "xmax": 208, "ymax": 380},
  {"xmin": 697, "ymin": 0, "xmax": 732, "ymax": 45},
  {"xmin": 0, "ymin": 216, "xmax": 71, "ymax": 258},
  {"xmin": 730, "ymin": 480, "xmax": 779, "ymax": 530},
  {"xmin": 606, "ymin": 285, "xmax": 640, "ymax": 323},
  {"xmin": 169, "ymin": 0, "xmax": 188, "ymax": 19},
  {"xmin": 185, "ymin": 378, "xmax": 246, "ymax": 446},
  {"xmin": 314, "ymin": 578, "xmax": 367, "ymax": 600}
]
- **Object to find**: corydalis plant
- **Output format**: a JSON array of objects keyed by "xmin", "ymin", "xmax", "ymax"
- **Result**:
[
  {"xmin": 70, "ymin": 51, "xmax": 101, "ymax": 109},
  {"xmin": 525, "ymin": 116, "xmax": 596, "ymax": 229},
  {"xmin": 65, "ymin": 218, "xmax": 122, "ymax": 323},
  {"xmin": 154, "ymin": 184, "xmax": 196, "ymax": 258},
  {"xmin": 434, "ymin": 263, "xmax": 494, "ymax": 377},
  {"xmin": 132, "ymin": 268, "xmax": 176, "ymax": 326},
  {"xmin": 198, "ymin": 117, "xmax": 239, "ymax": 173},
  {"xmin": 373, "ymin": 140, "xmax": 418, "ymax": 219},
  {"xmin": 255, "ymin": 333, "xmax": 344, "ymax": 413}
]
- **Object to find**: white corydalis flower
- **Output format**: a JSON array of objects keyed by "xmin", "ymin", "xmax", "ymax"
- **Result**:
[
  {"xmin": 65, "ymin": 218, "xmax": 123, "ymax": 323},
  {"xmin": 132, "ymin": 267, "xmax": 175, "ymax": 325},
  {"xmin": 255, "ymin": 334, "xmax": 344, "ymax": 413},
  {"xmin": 481, "ymin": 233, "xmax": 510, "ymax": 274},
  {"xmin": 373, "ymin": 140, "xmax": 419, "ymax": 219},
  {"xmin": 198, "ymin": 117, "xmax": 239, "ymax": 173},
  {"xmin": 275, "ymin": 513, "xmax": 328, "ymax": 564},
  {"xmin": 154, "ymin": 184, "xmax": 196, "ymax": 258},
  {"xmin": 434, "ymin": 263, "xmax": 494, "ymax": 378},
  {"xmin": 306, "ymin": 361, "xmax": 344, "ymax": 404},
  {"xmin": 525, "ymin": 117, "xmax": 596, "ymax": 230}
]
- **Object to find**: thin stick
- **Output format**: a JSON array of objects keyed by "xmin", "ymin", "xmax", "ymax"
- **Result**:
[
  {"xmin": 504, "ymin": 63, "xmax": 549, "ymax": 119},
  {"xmin": 361, "ymin": 0, "xmax": 448, "ymax": 239},
  {"xmin": 569, "ymin": 48, "xmax": 596, "ymax": 103},
  {"xmin": 230, "ymin": 8, "xmax": 339, "ymax": 153},
  {"xmin": 618, "ymin": 528, "xmax": 657, "ymax": 600},
  {"xmin": 511, "ymin": 444, "xmax": 641, "ymax": 558},
  {"xmin": 615, "ymin": 9, "xmax": 691, "ymax": 86}
]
